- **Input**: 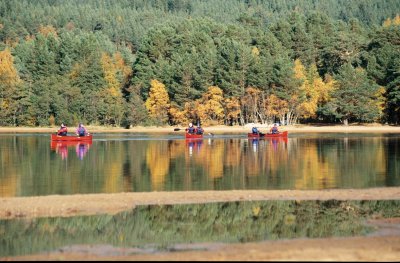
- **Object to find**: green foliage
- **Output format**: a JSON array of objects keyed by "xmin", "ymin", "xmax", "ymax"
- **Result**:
[
  {"xmin": 1, "ymin": 0, "xmax": 400, "ymax": 126},
  {"xmin": 364, "ymin": 26, "xmax": 400, "ymax": 123},
  {"xmin": 326, "ymin": 64, "xmax": 383, "ymax": 123}
]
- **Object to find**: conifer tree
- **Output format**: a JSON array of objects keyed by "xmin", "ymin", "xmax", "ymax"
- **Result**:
[{"xmin": 326, "ymin": 63, "xmax": 383, "ymax": 124}]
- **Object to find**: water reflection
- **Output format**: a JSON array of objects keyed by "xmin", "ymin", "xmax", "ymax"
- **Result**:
[
  {"xmin": 0, "ymin": 134, "xmax": 400, "ymax": 197},
  {"xmin": 248, "ymin": 137, "xmax": 288, "ymax": 153},
  {"xmin": 186, "ymin": 139, "xmax": 203, "ymax": 157},
  {"xmin": 50, "ymin": 141, "xmax": 92, "ymax": 160},
  {"xmin": 1, "ymin": 200, "xmax": 399, "ymax": 257}
]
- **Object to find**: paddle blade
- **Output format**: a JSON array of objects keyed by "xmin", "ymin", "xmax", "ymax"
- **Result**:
[{"xmin": 174, "ymin": 128, "xmax": 181, "ymax": 131}]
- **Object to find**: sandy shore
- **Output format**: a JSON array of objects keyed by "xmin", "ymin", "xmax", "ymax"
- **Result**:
[
  {"xmin": 5, "ymin": 232, "xmax": 400, "ymax": 261},
  {"xmin": 1, "ymin": 124, "xmax": 400, "ymax": 261},
  {"xmin": 1, "ymin": 123, "xmax": 400, "ymax": 134},
  {"xmin": 1, "ymin": 188, "xmax": 400, "ymax": 220}
]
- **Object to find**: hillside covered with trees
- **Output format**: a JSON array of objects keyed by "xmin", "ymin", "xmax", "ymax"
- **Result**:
[{"xmin": 0, "ymin": 0, "xmax": 399, "ymax": 127}]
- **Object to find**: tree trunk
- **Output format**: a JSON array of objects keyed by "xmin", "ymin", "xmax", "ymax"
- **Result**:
[
  {"xmin": 239, "ymin": 110, "xmax": 245, "ymax": 126},
  {"xmin": 279, "ymin": 115, "xmax": 286, "ymax": 125}
]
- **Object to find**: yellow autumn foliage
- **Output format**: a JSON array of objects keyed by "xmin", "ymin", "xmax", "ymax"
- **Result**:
[
  {"xmin": 383, "ymin": 14, "xmax": 400, "ymax": 27},
  {"xmin": 145, "ymin": 79, "xmax": 170, "ymax": 123},
  {"xmin": 383, "ymin": 17, "xmax": 392, "ymax": 27},
  {"xmin": 224, "ymin": 97, "xmax": 241, "ymax": 123},
  {"xmin": 319, "ymin": 74, "xmax": 336, "ymax": 104},
  {"xmin": 38, "ymin": 25, "xmax": 58, "ymax": 37},
  {"xmin": 394, "ymin": 14, "xmax": 400, "ymax": 25},
  {"xmin": 0, "ymin": 48, "xmax": 20, "ymax": 113},
  {"xmin": 265, "ymin": 94, "xmax": 288, "ymax": 118},
  {"xmin": 374, "ymin": 86, "xmax": 386, "ymax": 116},
  {"xmin": 197, "ymin": 86, "xmax": 225, "ymax": 125},
  {"xmin": 251, "ymin": 46, "xmax": 260, "ymax": 56},
  {"xmin": 169, "ymin": 105, "xmax": 188, "ymax": 125},
  {"xmin": 294, "ymin": 60, "xmax": 334, "ymax": 119},
  {"xmin": 113, "ymin": 52, "xmax": 132, "ymax": 83},
  {"xmin": 183, "ymin": 101, "xmax": 199, "ymax": 123},
  {"xmin": 0, "ymin": 49, "xmax": 20, "ymax": 86},
  {"xmin": 101, "ymin": 52, "xmax": 121, "ymax": 98}
]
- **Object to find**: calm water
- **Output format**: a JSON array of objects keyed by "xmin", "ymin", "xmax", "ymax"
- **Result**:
[
  {"xmin": 1, "ymin": 132, "xmax": 400, "ymax": 197},
  {"xmin": 1, "ymin": 200, "xmax": 400, "ymax": 257}
]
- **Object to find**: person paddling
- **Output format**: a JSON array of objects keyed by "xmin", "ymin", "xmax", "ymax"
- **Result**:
[
  {"xmin": 186, "ymin": 123, "xmax": 196, "ymax": 134},
  {"xmin": 76, "ymin": 123, "xmax": 88, "ymax": 137},
  {"xmin": 195, "ymin": 125, "xmax": 204, "ymax": 135},
  {"xmin": 57, "ymin": 123, "xmax": 68, "ymax": 136},
  {"xmin": 269, "ymin": 123, "xmax": 280, "ymax": 134},
  {"xmin": 251, "ymin": 127, "xmax": 264, "ymax": 136}
]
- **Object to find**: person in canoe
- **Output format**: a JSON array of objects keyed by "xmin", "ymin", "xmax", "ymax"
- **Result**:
[
  {"xmin": 186, "ymin": 123, "xmax": 196, "ymax": 134},
  {"xmin": 251, "ymin": 127, "xmax": 264, "ymax": 136},
  {"xmin": 195, "ymin": 125, "xmax": 204, "ymax": 135},
  {"xmin": 76, "ymin": 123, "xmax": 88, "ymax": 136},
  {"xmin": 57, "ymin": 123, "xmax": 68, "ymax": 136},
  {"xmin": 269, "ymin": 123, "xmax": 280, "ymax": 134}
]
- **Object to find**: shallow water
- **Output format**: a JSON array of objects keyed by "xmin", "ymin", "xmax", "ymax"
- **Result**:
[
  {"xmin": 0, "ymin": 133, "xmax": 400, "ymax": 197},
  {"xmin": 1, "ymin": 200, "xmax": 399, "ymax": 257}
]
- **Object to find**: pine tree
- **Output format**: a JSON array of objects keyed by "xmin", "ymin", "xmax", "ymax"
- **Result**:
[{"xmin": 327, "ymin": 63, "xmax": 382, "ymax": 124}]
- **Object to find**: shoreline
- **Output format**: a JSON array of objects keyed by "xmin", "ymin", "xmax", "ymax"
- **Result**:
[
  {"xmin": 1, "ymin": 187, "xmax": 400, "ymax": 261},
  {"xmin": 1, "ymin": 123, "xmax": 400, "ymax": 134},
  {"xmin": 1, "ymin": 187, "xmax": 400, "ymax": 220}
]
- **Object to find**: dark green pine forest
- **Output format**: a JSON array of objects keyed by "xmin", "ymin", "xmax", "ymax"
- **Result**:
[{"xmin": 0, "ymin": 0, "xmax": 399, "ymax": 127}]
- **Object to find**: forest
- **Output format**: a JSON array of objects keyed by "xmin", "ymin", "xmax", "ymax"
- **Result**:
[{"xmin": 0, "ymin": 0, "xmax": 399, "ymax": 127}]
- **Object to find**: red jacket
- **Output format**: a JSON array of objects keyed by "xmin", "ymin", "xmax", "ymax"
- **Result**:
[{"xmin": 57, "ymin": 127, "xmax": 68, "ymax": 135}]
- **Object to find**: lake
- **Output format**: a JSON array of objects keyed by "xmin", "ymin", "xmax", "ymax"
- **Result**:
[{"xmin": 1, "ymin": 132, "xmax": 400, "ymax": 197}]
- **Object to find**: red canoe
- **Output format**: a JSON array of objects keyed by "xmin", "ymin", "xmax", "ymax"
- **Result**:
[
  {"xmin": 247, "ymin": 131, "xmax": 288, "ymax": 138},
  {"xmin": 51, "ymin": 133, "xmax": 93, "ymax": 142},
  {"xmin": 185, "ymin": 133, "xmax": 203, "ymax": 139}
]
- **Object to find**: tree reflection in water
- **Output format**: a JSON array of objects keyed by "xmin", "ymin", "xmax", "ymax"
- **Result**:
[{"xmin": 1, "ymin": 200, "xmax": 399, "ymax": 257}]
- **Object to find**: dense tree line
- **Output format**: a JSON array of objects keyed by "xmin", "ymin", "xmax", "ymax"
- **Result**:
[{"xmin": 0, "ymin": 0, "xmax": 399, "ymax": 127}]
